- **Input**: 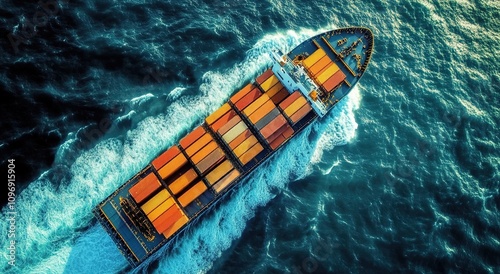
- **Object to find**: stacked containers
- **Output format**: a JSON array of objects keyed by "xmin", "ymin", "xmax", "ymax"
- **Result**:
[
  {"xmin": 255, "ymin": 68, "xmax": 290, "ymax": 105},
  {"xmin": 279, "ymin": 90, "xmax": 313, "ymax": 125},
  {"xmin": 302, "ymin": 47, "xmax": 347, "ymax": 92}
]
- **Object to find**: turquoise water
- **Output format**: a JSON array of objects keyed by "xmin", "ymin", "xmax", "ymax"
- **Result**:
[{"xmin": 0, "ymin": 0, "xmax": 499, "ymax": 273}]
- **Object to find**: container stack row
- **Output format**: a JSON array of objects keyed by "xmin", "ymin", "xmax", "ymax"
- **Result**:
[
  {"xmin": 128, "ymin": 164, "xmax": 189, "ymax": 238},
  {"xmin": 302, "ymin": 47, "xmax": 347, "ymax": 92},
  {"xmin": 279, "ymin": 90, "xmax": 313, "ymax": 125},
  {"xmin": 207, "ymin": 101, "xmax": 265, "ymax": 168},
  {"xmin": 255, "ymin": 69, "xmax": 290, "ymax": 105},
  {"xmin": 231, "ymin": 82, "xmax": 295, "ymax": 150}
]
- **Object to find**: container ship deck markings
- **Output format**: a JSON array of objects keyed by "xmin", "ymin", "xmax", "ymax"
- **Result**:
[{"xmin": 94, "ymin": 27, "xmax": 374, "ymax": 268}]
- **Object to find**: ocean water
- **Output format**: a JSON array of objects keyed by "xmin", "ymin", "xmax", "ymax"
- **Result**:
[{"xmin": 1, "ymin": 0, "xmax": 499, "ymax": 273}]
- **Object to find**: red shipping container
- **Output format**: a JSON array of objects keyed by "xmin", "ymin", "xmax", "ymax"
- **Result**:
[
  {"xmin": 129, "ymin": 173, "xmax": 162, "ymax": 204},
  {"xmin": 322, "ymin": 70, "xmax": 346, "ymax": 92},
  {"xmin": 152, "ymin": 146, "xmax": 181, "ymax": 170},
  {"xmin": 234, "ymin": 88, "xmax": 262, "ymax": 110},
  {"xmin": 266, "ymin": 123, "xmax": 289, "ymax": 144},
  {"xmin": 260, "ymin": 115, "xmax": 287, "ymax": 139},
  {"xmin": 210, "ymin": 110, "xmax": 237, "ymax": 132},
  {"xmin": 255, "ymin": 68, "xmax": 274, "ymax": 84},
  {"xmin": 230, "ymin": 83, "xmax": 255, "ymax": 104},
  {"xmin": 278, "ymin": 90, "xmax": 302, "ymax": 110},
  {"xmin": 269, "ymin": 134, "xmax": 286, "ymax": 150},
  {"xmin": 179, "ymin": 126, "xmax": 206, "ymax": 149}
]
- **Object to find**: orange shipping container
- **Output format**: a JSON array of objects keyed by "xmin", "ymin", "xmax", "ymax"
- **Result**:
[
  {"xmin": 179, "ymin": 126, "xmax": 206, "ymax": 149},
  {"xmin": 163, "ymin": 215, "xmax": 189, "ymax": 239},
  {"xmin": 228, "ymin": 129, "xmax": 253, "ymax": 149},
  {"xmin": 248, "ymin": 99, "xmax": 275, "ymax": 124},
  {"xmin": 271, "ymin": 88, "xmax": 290, "ymax": 105},
  {"xmin": 234, "ymin": 87, "xmax": 262, "ymax": 110},
  {"xmin": 282, "ymin": 125, "xmax": 295, "ymax": 139},
  {"xmin": 260, "ymin": 115, "xmax": 287, "ymax": 139},
  {"xmin": 322, "ymin": 69, "xmax": 346, "ymax": 92},
  {"xmin": 266, "ymin": 123, "xmax": 291, "ymax": 144},
  {"xmin": 185, "ymin": 133, "xmax": 213, "ymax": 156},
  {"xmin": 279, "ymin": 90, "xmax": 302, "ymax": 110},
  {"xmin": 152, "ymin": 204, "xmax": 183, "ymax": 234},
  {"xmin": 217, "ymin": 115, "xmax": 242, "ymax": 136},
  {"xmin": 129, "ymin": 173, "xmax": 162, "ymax": 204},
  {"xmin": 146, "ymin": 197, "xmax": 175, "ymax": 222},
  {"xmin": 317, "ymin": 62, "xmax": 340, "ymax": 84},
  {"xmin": 213, "ymin": 169, "xmax": 240, "ymax": 193},
  {"xmin": 308, "ymin": 55, "xmax": 332, "ymax": 75},
  {"xmin": 178, "ymin": 181, "xmax": 208, "ymax": 207},
  {"xmin": 265, "ymin": 82, "xmax": 284, "ymax": 98},
  {"xmin": 233, "ymin": 136, "xmax": 258, "ymax": 157},
  {"xmin": 152, "ymin": 146, "xmax": 181, "ymax": 170},
  {"xmin": 302, "ymin": 48, "xmax": 326, "ymax": 69},
  {"xmin": 259, "ymin": 75, "xmax": 280, "ymax": 92},
  {"xmin": 284, "ymin": 96, "xmax": 307, "ymax": 117},
  {"xmin": 210, "ymin": 110, "xmax": 237, "ymax": 132},
  {"xmin": 191, "ymin": 141, "xmax": 218, "ymax": 164},
  {"xmin": 239, "ymin": 143, "xmax": 264, "ymax": 165},
  {"xmin": 243, "ymin": 93, "xmax": 270, "ymax": 117},
  {"xmin": 230, "ymin": 83, "xmax": 255, "ymax": 104},
  {"xmin": 290, "ymin": 103, "xmax": 313, "ymax": 123},
  {"xmin": 205, "ymin": 103, "xmax": 231, "ymax": 125},
  {"xmin": 140, "ymin": 189, "xmax": 170, "ymax": 215},
  {"xmin": 205, "ymin": 160, "xmax": 234, "ymax": 185},
  {"xmin": 169, "ymin": 168, "xmax": 198, "ymax": 195},
  {"xmin": 255, "ymin": 68, "xmax": 274, "ymax": 84},
  {"xmin": 196, "ymin": 148, "xmax": 225, "ymax": 174},
  {"xmin": 158, "ymin": 153, "xmax": 188, "ymax": 180}
]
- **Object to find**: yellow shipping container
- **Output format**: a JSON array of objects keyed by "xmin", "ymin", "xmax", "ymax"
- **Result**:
[
  {"xmin": 302, "ymin": 48, "xmax": 326, "ymax": 69},
  {"xmin": 205, "ymin": 160, "xmax": 234, "ymax": 185},
  {"xmin": 169, "ymin": 168, "xmax": 198, "ymax": 195},
  {"xmin": 243, "ymin": 93, "xmax": 270, "ymax": 117},
  {"xmin": 213, "ymin": 169, "xmax": 241, "ymax": 193},
  {"xmin": 317, "ymin": 63, "xmax": 339, "ymax": 84},
  {"xmin": 233, "ymin": 136, "xmax": 258, "ymax": 157},
  {"xmin": 140, "ymin": 189, "xmax": 170, "ymax": 215},
  {"xmin": 146, "ymin": 197, "xmax": 175, "ymax": 222},
  {"xmin": 222, "ymin": 121, "xmax": 248, "ymax": 143},
  {"xmin": 178, "ymin": 181, "xmax": 208, "ymax": 207},
  {"xmin": 260, "ymin": 75, "xmax": 280, "ymax": 92},
  {"xmin": 284, "ymin": 96, "xmax": 307, "ymax": 117},
  {"xmin": 158, "ymin": 153, "xmax": 188, "ymax": 180}
]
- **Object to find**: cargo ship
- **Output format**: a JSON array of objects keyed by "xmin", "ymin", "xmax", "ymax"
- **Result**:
[{"xmin": 93, "ymin": 27, "xmax": 374, "ymax": 268}]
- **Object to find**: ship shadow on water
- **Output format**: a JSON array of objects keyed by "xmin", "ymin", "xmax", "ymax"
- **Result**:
[{"xmin": 63, "ymin": 225, "xmax": 130, "ymax": 274}]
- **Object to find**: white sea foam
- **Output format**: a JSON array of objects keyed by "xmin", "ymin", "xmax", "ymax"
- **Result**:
[{"xmin": 0, "ymin": 27, "xmax": 359, "ymax": 274}]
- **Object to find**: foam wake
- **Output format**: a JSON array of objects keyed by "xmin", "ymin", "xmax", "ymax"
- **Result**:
[{"xmin": 0, "ymin": 26, "xmax": 360, "ymax": 274}]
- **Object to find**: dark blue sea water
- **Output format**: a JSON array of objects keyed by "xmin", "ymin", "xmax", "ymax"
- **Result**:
[{"xmin": 1, "ymin": 0, "xmax": 499, "ymax": 273}]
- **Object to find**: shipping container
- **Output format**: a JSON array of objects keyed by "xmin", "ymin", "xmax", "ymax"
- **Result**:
[
  {"xmin": 205, "ymin": 160, "xmax": 234, "ymax": 185},
  {"xmin": 265, "ymin": 82, "xmax": 284, "ymax": 98},
  {"xmin": 302, "ymin": 48, "xmax": 326, "ymax": 69},
  {"xmin": 282, "ymin": 125, "xmax": 295, "ymax": 139},
  {"xmin": 248, "ymin": 99, "xmax": 275, "ymax": 124},
  {"xmin": 212, "ymin": 169, "xmax": 240, "ymax": 193},
  {"xmin": 290, "ymin": 103, "xmax": 313, "ymax": 124},
  {"xmin": 284, "ymin": 96, "xmax": 307, "ymax": 117},
  {"xmin": 278, "ymin": 90, "xmax": 302, "ymax": 110},
  {"xmin": 163, "ymin": 215, "xmax": 189, "ymax": 238},
  {"xmin": 228, "ymin": 129, "xmax": 253, "ymax": 149},
  {"xmin": 152, "ymin": 204, "xmax": 183, "ymax": 234},
  {"xmin": 270, "ymin": 88, "xmax": 290, "ymax": 105},
  {"xmin": 243, "ymin": 93, "xmax": 270, "ymax": 117},
  {"xmin": 255, "ymin": 108, "xmax": 280, "ymax": 130},
  {"xmin": 178, "ymin": 181, "xmax": 208, "ymax": 207},
  {"xmin": 230, "ymin": 83, "xmax": 255, "ymax": 104},
  {"xmin": 234, "ymin": 87, "xmax": 262, "ymax": 110},
  {"xmin": 190, "ymin": 141, "xmax": 218, "ymax": 164},
  {"xmin": 260, "ymin": 115, "xmax": 287, "ymax": 139},
  {"xmin": 308, "ymin": 55, "xmax": 332, "ymax": 76},
  {"xmin": 129, "ymin": 173, "xmax": 162, "ymax": 204},
  {"xmin": 255, "ymin": 68, "xmax": 274, "ymax": 84},
  {"xmin": 233, "ymin": 135, "xmax": 258, "ymax": 157},
  {"xmin": 140, "ymin": 189, "xmax": 170, "ymax": 215},
  {"xmin": 269, "ymin": 134, "xmax": 286, "ymax": 150},
  {"xmin": 210, "ymin": 110, "xmax": 237, "ymax": 132},
  {"xmin": 195, "ymin": 148, "xmax": 225, "ymax": 174},
  {"xmin": 205, "ymin": 103, "xmax": 231, "ymax": 125},
  {"xmin": 322, "ymin": 69, "xmax": 346, "ymax": 92},
  {"xmin": 317, "ymin": 62, "xmax": 340, "ymax": 84},
  {"xmin": 184, "ymin": 133, "xmax": 213, "ymax": 156},
  {"xmin": 146, "ymin": 197, "xmax": 175, "ymax": 223},
  {"xmin": 238, "ymin": 143, "xmax": 264, "ymax": 165},
  {"xmin": 217, "ymin": 115, "xmax": 242, "ymax": 136},
  {"xmin": 168, "ymin": 168, "xmax": 198, "ymax": 195},
  {"xmin": 179, "ymin": 126, "xmax": 206, "ymax": 149},
  {"xmin": 259, "ymin": 75, "xmax": 280, "ymax": 92},
  {"xmin": 266, "ymin": 123, "xmax": 291, "ymax": 144},
  {"xmin": 152, "ymin": 146, "xmax": 181, "ymax": 170},
  {"xmin": 222, "ymin": 121, "xmax": 248, "ymax": 143},
  {"xmin": 158, "ymin": 153, "xmax": 188, "ymax": 180}
]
